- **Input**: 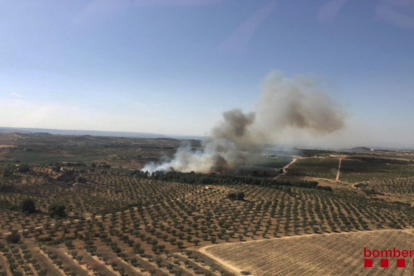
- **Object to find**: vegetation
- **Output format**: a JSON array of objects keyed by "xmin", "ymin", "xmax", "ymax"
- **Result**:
[
  {"xmin": 136, "ymin": 170, "xmax": 320, "ymax": 189},
  {"xmin": 288, "ymin": 157, "xmax": 414, "ymax": 183},
  {"xmin": 48, "ymin": 204, "xmax": 67, "ymax": 218},
  {"xmin": 287, "ymin": 158, "xmax": 339, "ymax": 180},
  {"xmin": 6, "ymin": 231, "xmax": 20, "ymax": 244},
  {"xmin": 227, "ymin": 191, "xmax": 245, "ymax": 200},
  {"xmin": 0, "ymin": 133, "xmax": 414, "ymax": 276},
  {"xmin": 21, "ymin": 198, "xmax": 37, "ymax": 214},
  {"xmin": 18, "ymin": 164, "xmax": 30, "ymax": 173},
  {"xmin": 205, "ymin": 230, "xmax": 414, "ymax": 276}
]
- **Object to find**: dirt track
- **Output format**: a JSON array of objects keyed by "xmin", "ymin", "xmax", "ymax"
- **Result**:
[
  {"xmin": 276, "ymin": 157, "xmax": 298, "ymax": 178},
  {"xmin": 336, "ymin": 158, "xmax": 342, "ymax": 181},
  {"xmin": 199, "ymin": 246, "xmax": 243, "ymax": 276}
]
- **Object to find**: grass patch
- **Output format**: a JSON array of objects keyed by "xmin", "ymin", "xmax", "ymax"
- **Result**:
[
  {"xmin": 340, "ymin": 159, "xmax": 414, "ymax": 182},
  {"xmin": 286, "ymin": 158, "xmax": 339, "ymax": 180},
  {"xmin": 7, "ymin": 152, "xmax": 96, "ymax": 164},
  {"xmin": 250, "ymin": 156, "xmax": 293, "ymax": 168}
]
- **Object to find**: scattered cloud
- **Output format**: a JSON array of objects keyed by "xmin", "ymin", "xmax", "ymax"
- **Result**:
[
  {"xmin": 10, "ymin": 92, "xmax": 23, "ymax": 98},
  {"xmin": 376, "ymin": 2, "xmax": 414, "ymax": 29},
  {"xmin": 317, "ymin": 0, "xmax": 350, "ymax": 22},
  {"xmin": 73, "ymin": 0, "xmax": 130, "ymax": 25},
  {"xmin": 382, "ymin": 0, "xmax": 414, "ymax": 8},
  {"xmin": 74, "ymin": 0, "xmax": 226, "ymax": 25},
  {"xmin": 218, "ymin": 1, "xmax": 278, "ymax": 55},
  {"xmin": 317, "ymin": 0, "xmax": 414, "ymax": 30},
  {"xmin": 133, "ymin": 0, "xmax": 224, "ymax": 8}
]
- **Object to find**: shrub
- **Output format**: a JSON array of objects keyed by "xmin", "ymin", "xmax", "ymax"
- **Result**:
[
  {"xmin": 77, "ymin": 176, "xmax": 87, "ymax": 183},
  {"xmin": 48, "ymin": 204, "xmax": 67, "ymax": 218},
  {"xmin": 21, "ymin": 198, "xmax": 37, "ymax": 214},
  {"xmin": 2, "ymin": 169, "xmax": 12, "ymax": 177},
  {"xmin": 227, "ymin": 191, "xmax": 245, "ymax": 200},
  {"xmin": 6, "ymin": 231, "xmax": 20, "ymax": 244},
  {"xmin": 18, "ymin": 164, "xmax": 30, "ymax": 173}
]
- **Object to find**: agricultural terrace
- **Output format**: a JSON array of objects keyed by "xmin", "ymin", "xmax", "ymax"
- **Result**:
[
  {"xmin": 354, "ymin": 176, "xmax": 414, "ymax": 205},
  {"xmin": 2, "ymin": 169, "xmax": 414, "ymax": 276},
  {"xmin": 203, "ymin": 229, "xmax": 414, "ymax": 276},
  {"xmin": 2, "ymin": 134, "xmax": 414, "ymax": 275}
]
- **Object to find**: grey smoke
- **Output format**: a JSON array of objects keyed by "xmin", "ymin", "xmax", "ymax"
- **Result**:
[{"xmin": 142, "ymin": 70, "xmax": 345, "ymax": 173}]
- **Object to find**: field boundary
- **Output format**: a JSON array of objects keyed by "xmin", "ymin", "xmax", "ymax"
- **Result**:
[
  {"xmin": 199, "ymin": 228, "xmax": 407, "ymax": 275},
  {"xmin": 199, "ymin": 246, "xmax": 243, "ymax": 276}
]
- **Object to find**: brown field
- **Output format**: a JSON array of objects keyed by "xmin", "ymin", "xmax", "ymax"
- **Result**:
[{"xmin": 202, "ymin": 229, "xmax": 414, "ymax": 276}]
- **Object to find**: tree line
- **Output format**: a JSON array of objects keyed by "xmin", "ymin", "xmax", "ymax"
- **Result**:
[{"xmin": 135, "ymin": 171, "xmax": 320, "ymax": 189}]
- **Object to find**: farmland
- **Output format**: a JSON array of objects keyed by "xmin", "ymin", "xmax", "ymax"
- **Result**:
[
  {"xmin": 203, "ymin": 229, "xmax": 414, "ymax": 276},
  {"xmin": 287, "ymin": 156, "xmax": 414, "ymax": 183},
  {"xmin": 1, "ymin": 133, "xmax": 414, "ymax": 275},
  {"xmin": 285, "ymin": 157, "xmax": 339, "ymax": 180}
]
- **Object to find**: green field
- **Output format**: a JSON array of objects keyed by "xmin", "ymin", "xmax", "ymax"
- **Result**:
[
  {"xmin": 2, "ymin": 152, "xmax": 96, "ymax": 165},
  {"xmin": 340, "ymin": 159, "xmax": 414, "ymax": 183},
  {"xmin": 287, "ymin": 157, "xmax": 414, "ymax": 183},
  {"xmin": 286, "ymin": 158, "xmax": 339, "ymax": 179},
  {"xmin": 250, "ymin": 156, "xmax": 293, "ymax": 168}
]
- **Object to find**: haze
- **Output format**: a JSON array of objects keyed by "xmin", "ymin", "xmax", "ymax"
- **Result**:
[{"xmin": 1, "ymin": 0, "xmax": 414, "ymax": 148}]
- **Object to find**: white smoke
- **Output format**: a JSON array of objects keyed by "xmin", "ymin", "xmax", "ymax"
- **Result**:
[{"xmin": 142, "ymin": 70, "xmax": 345, "ymax": 174}]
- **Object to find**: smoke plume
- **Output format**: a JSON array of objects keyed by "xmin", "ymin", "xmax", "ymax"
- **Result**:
[{"xmin": 142, "ymin": 70, "xmax": 345, "ymax": 173}]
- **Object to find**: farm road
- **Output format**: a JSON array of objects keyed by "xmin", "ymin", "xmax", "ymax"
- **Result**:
[
  {"xmin": 276, "ymin": 157, "xmax": 298, "ymax": 178},
  {"xmin": 336, "ymin": 158, "xmax": 342, "ymax": 181}
]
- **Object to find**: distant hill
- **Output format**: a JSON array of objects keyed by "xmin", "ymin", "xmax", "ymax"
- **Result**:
[
  {"xmin": 0, "ymin": 127, "xmax": 165, "ymax": 139},
  {"xmin": 350, "ymin": 147, "xmax": 372, "ymax": 152}
]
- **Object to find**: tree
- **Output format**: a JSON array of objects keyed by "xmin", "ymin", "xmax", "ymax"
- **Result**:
[
  {"xmin": 236, "ymin": 191, "xmax": 245, "ymax": 200},
  {"xmin": 18, "ymin": 164, "xmax": 30, "ymax": 173},
  {"xmin": 133, "ymin": 243, "xmax": 141, "ymax": 253},
  {"xmin": 21, "ymin": 198, "xmax": 36, "ymax": 214},
  {"xmin": 52, "ymin": 165, "xmax": 61, "ymax": 172},
  {"xmin": 48, "ymin": 204, "xmax": 67, "ymax": 218},
  {"xmin": 77, "ymin": 176, "xmax": 87, "ymax": 183},
  {"xmin": 227, "ymin": 191, "xmax": 245, "ymax": 201},
  {"xmin": 65, "ymin": 240, "xmax": 73, "ymax": 249},
  {"xmin": 6, "ymin": 231, "xmax": 20, "ymax": 244},
  {"xmin": 2, "ymin": 169, "xmax": 12, "ymax": 177}
]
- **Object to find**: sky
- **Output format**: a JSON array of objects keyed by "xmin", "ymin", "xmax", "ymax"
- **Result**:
[{"xmin": 0, "ymin": 0, "xmax": 414, "ymax": 148}]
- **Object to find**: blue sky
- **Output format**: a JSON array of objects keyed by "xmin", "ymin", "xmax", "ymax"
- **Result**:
[{"xmin": 0, "ymin": 0, "xmax": 414, "ymax": 148}]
